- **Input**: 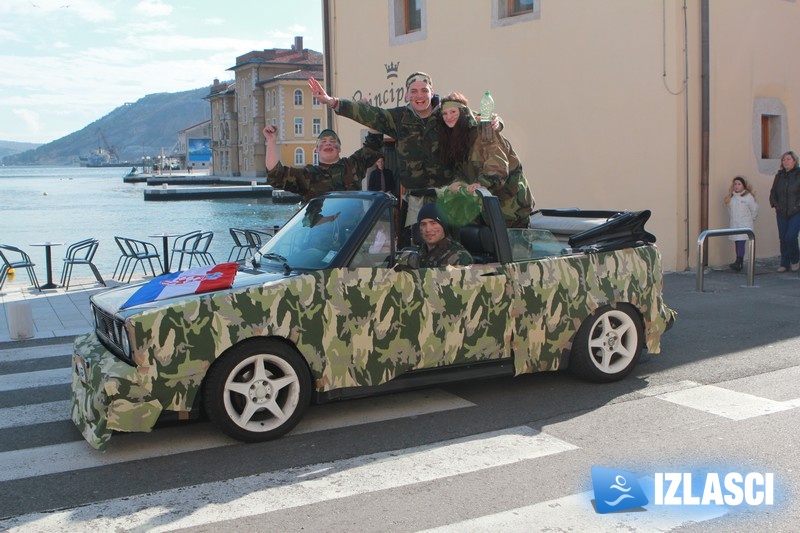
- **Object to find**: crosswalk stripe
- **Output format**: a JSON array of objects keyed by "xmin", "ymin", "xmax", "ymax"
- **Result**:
[
  {"xmin": 0, "ymin": 389, "xmax": 474, "ymax": 482},
  {"xmin": 654, "ymin": 384, "xmax": 796, "ymax": 420},
  {"xmin": 422, "ymin": 477, "xmax": 727, "ymax": 532},
  {"xmin": 0, "ymin": 400, "xmax": 71, "ymax": 429},
  {"xmin": 0, "ymin": 368, "xmax": 70, "ymax": 392},
  {"xmin": 0, "ymin": 426, "xmax": 579, "ymax": 533},
  {"xmin": 0, "ymin": 343, "xmax": 73, "ymax": 362}
]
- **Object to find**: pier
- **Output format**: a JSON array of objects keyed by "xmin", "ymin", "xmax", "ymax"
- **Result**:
[{"xmin": 144, "ymin": 184, "xmax": 279, "ymax": 201}]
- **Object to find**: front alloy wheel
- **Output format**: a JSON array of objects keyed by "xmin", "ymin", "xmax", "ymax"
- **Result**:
[
  {"xmin": 570, "ymin": 305, "xmax": 643, "ymax": 383},
  {"xmin": 204, "ymin": 340, "xmax": 311, "ymax": 442}
]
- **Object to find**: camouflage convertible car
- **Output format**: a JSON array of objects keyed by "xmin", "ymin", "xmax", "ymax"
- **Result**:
[{"xmin": 72, "ymin": 190, "xmax": 675, "ymax": 450}]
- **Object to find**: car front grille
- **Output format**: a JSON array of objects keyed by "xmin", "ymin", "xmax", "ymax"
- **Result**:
[{"xmin": 93, "ymin": 304, "xmax": 133, "ymax": 365}]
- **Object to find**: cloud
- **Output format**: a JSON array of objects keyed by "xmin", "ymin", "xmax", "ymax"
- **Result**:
[
  {"xmin": 134, "ymin": 0, "xmax": 173, "ymax": 17},
  {"xmin": 0, "ymin": 28, "xmax": 22, "ymax": 43},
  {"xmin": 12, "ymin": 108, "xmax": 41, "ymax": 137}
]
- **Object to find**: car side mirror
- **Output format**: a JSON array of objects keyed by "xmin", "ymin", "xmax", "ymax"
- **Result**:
[{"xmin": 395, "ymin": 247, "xmax": 420, "ymax": 270}]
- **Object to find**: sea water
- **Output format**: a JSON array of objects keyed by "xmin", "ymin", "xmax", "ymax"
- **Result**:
[{"xmin": 0, "ymin": 166, "xmax": 298, "ymax": 276}]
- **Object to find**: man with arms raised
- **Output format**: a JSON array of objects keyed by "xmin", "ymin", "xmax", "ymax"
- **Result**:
[{"xmin": 264, "ymin": 125, "xmax": 382, "ymax": 201}]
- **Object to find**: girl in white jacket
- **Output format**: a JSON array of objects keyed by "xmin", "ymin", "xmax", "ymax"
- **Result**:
[{"xmin": 724, "ymin": 176, "xmax": 759, "ymax": 271}]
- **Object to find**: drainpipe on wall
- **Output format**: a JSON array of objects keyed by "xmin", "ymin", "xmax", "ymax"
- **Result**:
[
  {"xmin": 699, "ymin": 0, "xmax": 710, "ymax": 266},
  {"xmin": 322, "ymin": 0, "xmax": 335, "ymax": 129}
]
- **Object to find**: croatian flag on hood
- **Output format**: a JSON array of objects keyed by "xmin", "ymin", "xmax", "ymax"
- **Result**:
[{"xmin": 121, "ymin": 262, "xmax": 239, "ymax": 309}]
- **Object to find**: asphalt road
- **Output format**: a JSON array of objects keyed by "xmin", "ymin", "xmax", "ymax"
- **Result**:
[{"xmin": 0, "ymin": 268, "xmax": 798, "ymax": 532}]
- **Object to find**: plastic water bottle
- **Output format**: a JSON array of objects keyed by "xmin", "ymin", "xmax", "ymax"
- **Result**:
[{"xmin": 480, "ymin": 90, "xmax": 494, "ymax": 122}]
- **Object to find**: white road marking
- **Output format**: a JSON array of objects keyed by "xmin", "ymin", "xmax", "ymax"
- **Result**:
[
  {"xmin": 0, "ymin": 400, "xmax": 71, "ymax": 429},
  {"xmin": 0, "ymin": 389, "xmax": 474, "ymax": 482},
  {"xmin": 0, "ymin": 343, "xmax": 73, "ymax": 362},
  {"xmin": 0, "ymin": 368, "xmax": 70, "ymax": 392},
  {"xmin": 0, "ymin": 426, "xmax": 579, "ymax": 533},
  {"xmin": 655, "ymin": 384, "xmax": 796, "ymax": 420},
  {"xmin": 423, "ymin": 477, "xmax": 726, "ymax": 532}
]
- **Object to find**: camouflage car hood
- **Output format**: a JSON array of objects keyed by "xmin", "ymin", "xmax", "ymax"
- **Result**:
[{"xmin": 91, "ymin": 269, "xmax": 289, "ymax": 316}]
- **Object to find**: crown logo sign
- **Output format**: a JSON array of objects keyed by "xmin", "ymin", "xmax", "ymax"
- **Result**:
[{"xmin": 385, "ymin": 61, "xmax": 400, "ymax": 78}]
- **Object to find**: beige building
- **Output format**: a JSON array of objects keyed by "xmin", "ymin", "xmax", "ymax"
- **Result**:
[
  {"xmin": 322, "ymin": 0, "xmax": 800, "ymax": 272},
  {"xmin": 206, "ymin": 37, "xmax": 325, "ymax": 178}
]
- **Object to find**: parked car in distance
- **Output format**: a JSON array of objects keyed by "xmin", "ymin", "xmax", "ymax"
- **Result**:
[{"xmin": 71, "ymin": 190, "xmax": 675, "ymax": 451}]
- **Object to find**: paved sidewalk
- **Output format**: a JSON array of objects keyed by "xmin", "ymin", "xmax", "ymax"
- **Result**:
[
  {"xmin": 1, "ymin": 258, "xmax": 798, "ymax": 348},
  {"xmin": 0, "ymin": 273, "xmax": 143, "ymax": 345}
]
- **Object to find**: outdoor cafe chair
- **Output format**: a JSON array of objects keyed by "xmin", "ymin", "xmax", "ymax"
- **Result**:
[
  {"xmin": 112, "ymin": 236, "xmax": 135, "ymax": 281},
  {"xmin": 60, "ymin": 238, "xmax": 106, "ymax": 291},
  {"xmin": 243, "ymin": 228, "xmax": 274, "ymax": 252},
  {"xmin": 227, "ymin": 228, "xmax": 251, "ymax": 262},
  {"xmin": 0, "ymin": 244, "xmax": 41, "ymax": 292},
  {"xmin": 115, "ymin": 237, "xmax": 162, "ymax": 283},
  {"xmin": 169, "ymin": 230, "xmax": 202, "ymax": 270},
  {"xmin": 174, "ymin": 231, "xmax": 215, "ymax": 270}
]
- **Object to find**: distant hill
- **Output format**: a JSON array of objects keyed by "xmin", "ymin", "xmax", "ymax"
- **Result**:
[
  {"xmin": 0, "ymin": 140, "xmax": 42, "ymax": 160},
  {"xmin": 0, "ymin": 86, "xmax": 212, "ymax": 166}
]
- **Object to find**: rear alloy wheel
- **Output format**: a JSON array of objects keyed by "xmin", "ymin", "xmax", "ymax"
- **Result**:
[
  {"xmin": 570, "ymin": 305, "xmax": 643, "ymax": 383},
  {"xmin": 204, "ymin": 340, "xmax": 311, "ymax": 443}
]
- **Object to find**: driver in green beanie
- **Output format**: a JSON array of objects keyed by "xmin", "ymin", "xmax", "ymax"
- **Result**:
[{"xmin": 416, "ymin": 203, "xmax": 473, "ymax": 268}]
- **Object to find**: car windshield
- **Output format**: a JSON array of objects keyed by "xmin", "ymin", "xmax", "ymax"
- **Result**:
[{"xmin": 254, "ymin": 196, "xmax": 372, "ymax": 270}]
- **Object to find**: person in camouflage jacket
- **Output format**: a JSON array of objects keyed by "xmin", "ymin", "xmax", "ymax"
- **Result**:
[
  {"xmin": 416, "ymin": 203, "xmax": 473, "ymax": 267},
  {"xmin": 439, "ymin": 92, "xmax": 534, "ymax": 228},
  {"xmin": 264, "ymin": 125, "xmax": 383, "ymax": 201},
  {"xmin": 309, "ymin": 73, "xmax": 450, "ymax": 191}
]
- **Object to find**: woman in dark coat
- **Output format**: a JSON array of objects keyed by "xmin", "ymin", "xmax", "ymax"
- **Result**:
[{"xmin": 769, "ymin": 150, "xmax": 800, "ymax": 272}]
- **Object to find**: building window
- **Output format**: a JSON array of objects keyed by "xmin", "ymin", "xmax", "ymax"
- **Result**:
[
  {"xmin": 312, "ymin": 118, "xmax": 322, "ymax": 136},
  {"xmin": 390, "ymin": 0, "xmax": 427, "ymax": 45},
  {"xmin": 312, "ymin": 95, "xmax": 321, "ymax": 108},
  {"xmin": 492, "ymin": 0, "xmax": 540, "ymax": 27},
  {"xmin": 294, "ymin": 148, "xmax": 305, "ymax": 166},
  {"xmin": 294, "ymin": 117, "xmax": 304, "ymax": 136},
  {"xmin": 753, "ymin": 97, "xmax": 788, "ymax": 174},
  {"xmin": 508, "ymin": 0, "xmax": 533, "ymax": 16},
  {"xmin": 294, "ymin": 89, "xmax": 304, "ymax": 107},
  {"xmin": 313, "ymin": 150, "xmax": 319, "ymax": 165},
  {"xmin": 404, "ymin": 0, "xmax": 421, "ymax": 33},
  {"xmin": 761, "ymin": 115, "xmax": 781, "ymax": 159}
]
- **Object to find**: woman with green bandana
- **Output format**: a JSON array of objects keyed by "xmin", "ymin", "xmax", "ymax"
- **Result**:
[{"xmin": 439, "ymin": 92, "xmax": 534, "ymax": 228}]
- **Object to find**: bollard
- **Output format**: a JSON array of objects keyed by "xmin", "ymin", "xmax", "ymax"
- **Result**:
[{"xmin": 7, "ymin": 301, "xmax": 35, "ymax": 340}]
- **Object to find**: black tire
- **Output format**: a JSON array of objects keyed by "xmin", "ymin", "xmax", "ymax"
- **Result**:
[
  {"xmin": 570, "ymin": 304, "xmax": 643, "ymax": 383},
  {"xmin": 203, "ymin": 340, "xmax": 311, "ymax": 443}
]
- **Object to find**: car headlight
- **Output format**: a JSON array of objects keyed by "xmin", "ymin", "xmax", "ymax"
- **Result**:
[{"xmin": 120, "ymin": 328, "xmax": 132, "ymax": 357}]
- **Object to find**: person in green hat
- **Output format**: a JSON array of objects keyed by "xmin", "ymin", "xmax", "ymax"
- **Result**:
[
  {"xmin": 415, "ymin": 203, "xmax": 473, "ymax": 268},
  {"xmin": 263, "ymin": 125, "xmax": 383, "ymax": 201}
]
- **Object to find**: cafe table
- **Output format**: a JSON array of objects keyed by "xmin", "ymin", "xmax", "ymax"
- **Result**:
[
  {"xmin": 148, "ymin": 233, "xmax": 180, "ymax": 275},
  {"xmin": 29, "ymin": 241, "xmax": 64, "ymax": 289}
]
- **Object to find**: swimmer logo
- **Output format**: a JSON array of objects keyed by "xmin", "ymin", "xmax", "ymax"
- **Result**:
[{"xmin": 591, "ymin": 466, "xmax": 649, "ymax": 514}]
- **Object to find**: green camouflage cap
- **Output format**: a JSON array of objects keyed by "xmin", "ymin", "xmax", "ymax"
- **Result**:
[{"xmin": 318, "ymin": 129, "xmax": 340, "ymax": 142}]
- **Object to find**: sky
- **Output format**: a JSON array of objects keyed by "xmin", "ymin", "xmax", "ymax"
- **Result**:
[{"xmin": 0, "ymin": 0, "xmax": 323, "ymax": 144}]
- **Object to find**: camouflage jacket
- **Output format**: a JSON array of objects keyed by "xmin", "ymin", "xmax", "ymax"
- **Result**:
[
  {"xmin": 457, "ymin": 128, "xmax": 535, "ymax": 228},
  {"xmin": 336, "ymin": 100, "xmax": 452, "ymax": 190},
  {"xmin": 418, "ymin": 237, "xmax": 473, "ymax": 267},
  {"xmin": 268, "ymin": 132, "xmax": 383, "ymax": 201}
]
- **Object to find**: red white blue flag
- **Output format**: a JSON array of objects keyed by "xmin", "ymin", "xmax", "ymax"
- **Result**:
[{"xmin": 121, "ymin": 262, "xmax": 239, "ymax": 309}]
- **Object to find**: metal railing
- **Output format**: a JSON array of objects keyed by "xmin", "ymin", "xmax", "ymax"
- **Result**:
[{"xmin": 696, "ymin": 228, "xmax": 755, "ymax": 292}]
